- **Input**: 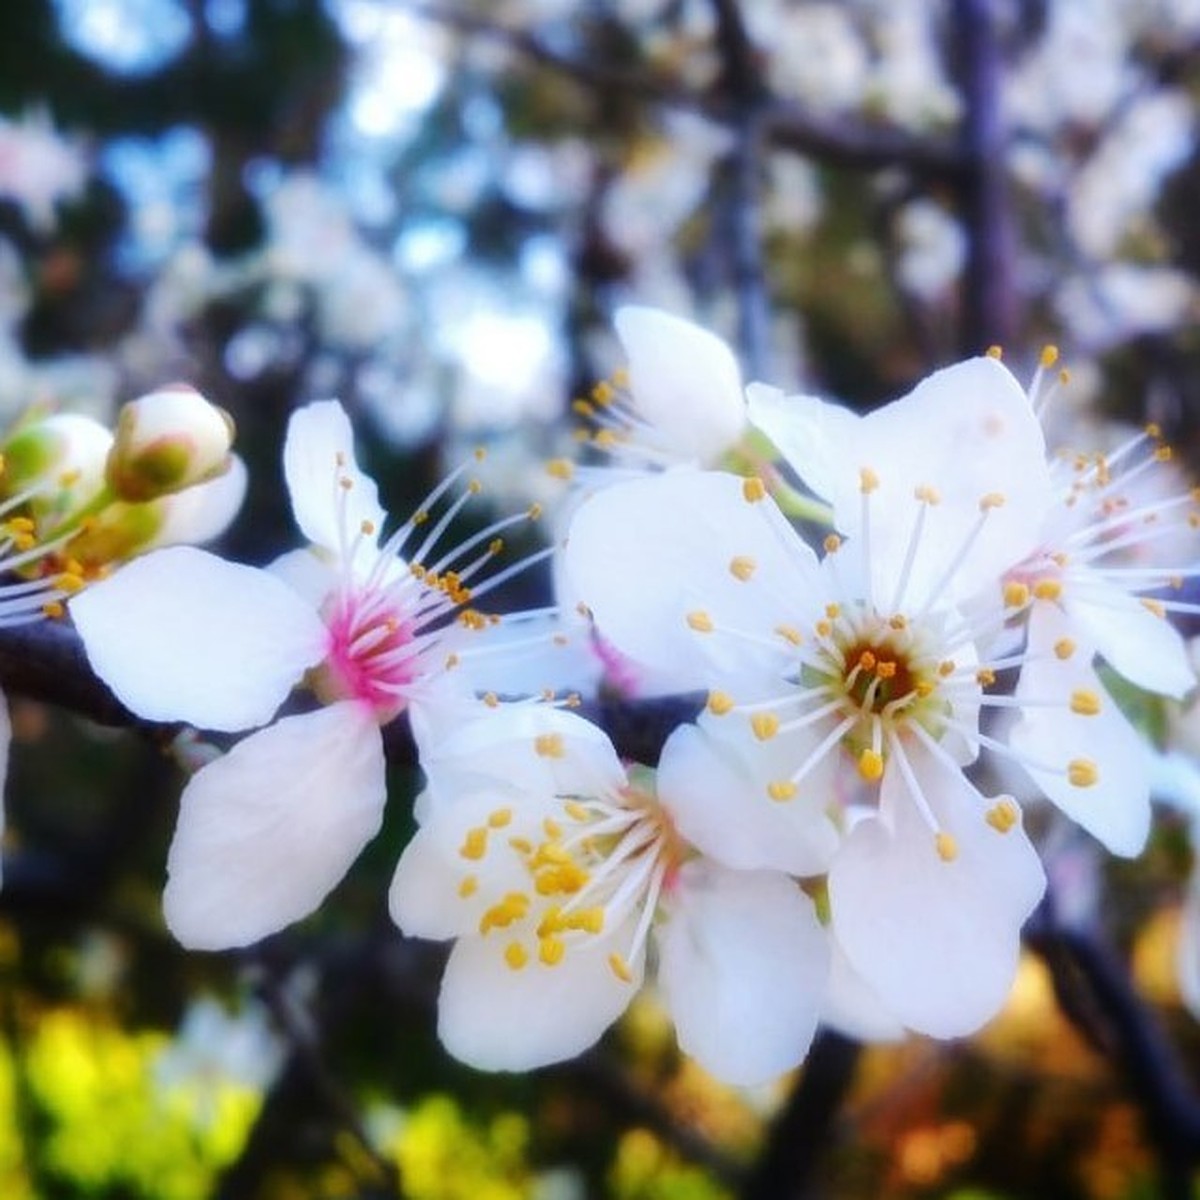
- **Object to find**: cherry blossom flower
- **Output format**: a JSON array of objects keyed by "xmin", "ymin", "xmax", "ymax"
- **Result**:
[
  {"xmin": 70, "ymin": 400, "xmax": 558, "ymax": 949},
  {"xmin": 389, "ymin": 705, "xmax": 829, "ymax": 1084},
  {"xmin": 565, "ymin": 358, "xmax": 1068, "ymax": 1036}
]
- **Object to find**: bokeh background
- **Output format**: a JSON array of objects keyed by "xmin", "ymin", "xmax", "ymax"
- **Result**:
[{"xmin": 2, "ymin": 1, "xmax": 1200, "ymax": 1197}]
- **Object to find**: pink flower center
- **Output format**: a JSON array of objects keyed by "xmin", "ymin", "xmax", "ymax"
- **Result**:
[{"xmin": 318, "ymin": 584, "xmax": 417, "ymax": 722}]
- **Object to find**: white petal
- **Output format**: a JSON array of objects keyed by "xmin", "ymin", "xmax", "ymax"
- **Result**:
[
  {"xmin": 284, "ymin": 400, "xmax": 386, "ymax": 553},
  {"xmin": 268, "ymin": 546, "xmax": 338, "ymax": 608},
  {"xmin": 437, "ymin": 920, "xmax": 642, "ymax": 1071},
  {"xmin": 756, "ymin": 359, "xmax": 1051, "ymax": 603},
  {"xmin": 657, "ymin": 720, "xmax": 839, "ymax": 876},
  {"xmin": 70, "ymin": 546, "xmax": 327, "ymax": 732},
  {"xmin": 1011, "ymin": 602, "xmax": 1151, "ymax": 856},
  {"xmin": 148, "ymin": 454, "xmax": 248, "ymax": 549},
  {"xmin": 564, "ymin": 470, "xmax": 820, "ymax": 690},
  {"xmin": 658, "ymin": 861, "xmax": 829, "ymax": 1086},
  {"xmin": 1063, "ymin": 581, "xmax": 1195, "ymax": 699},
  {"xmin": 388, "ymin": 823, "xmax": 479, "ymax": 940},
  {"xmin": 821, "ymin": 936, "xmax": 907, "ymax": 1043},
  {"xmin": 163, "ymin": 703, "xmax": 386, "ymax": 949},
  {"xmin": 829, "ymin": 738, "xmax": 1045, "ymax": 1038},
  {"xmin": 615, "ymin": 306, "xmax": 746, "ymax": 465}
]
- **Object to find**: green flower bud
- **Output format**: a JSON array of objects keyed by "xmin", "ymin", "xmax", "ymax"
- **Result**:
[
  {"xmin": 106, "ymin": 384, "xmax": 235, "ymax": 502},
  {"xmin": 1, "ymin": 413, "xmax": 113, "ymax": 518}
]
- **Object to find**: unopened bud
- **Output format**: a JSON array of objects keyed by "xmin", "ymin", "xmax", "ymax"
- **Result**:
[
  {"xmin": 107, "ymin": 384, "xmax": 235, "ymax": 502},
  {"xmin": 1, "ymin": 413, "xmax": 113, "ymax": 523}
]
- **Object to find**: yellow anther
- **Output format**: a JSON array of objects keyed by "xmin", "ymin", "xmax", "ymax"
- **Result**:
[
  {"xmin": 41, "ymin": 601, "xmax": 64, "ymax": 619},
  {"xmin": 823, "ymin": 534, "xmax": 842, "ymax": 553},
  {"xmin": 612, "ymin": 367, "xmax": 630, "ymax": 388},
  {"xmin": 54, "ymin": 572, "xmax": 85, "ymax": 594},
  {"xmin": 767, "ymin": 780, "xmax": 798, "ymax": 802},
  {"xmin": 858, "ymin": 650, "xmax": 877, "ymax": 672},
  {"xmin": 915, "ymin": 680, "xmax": 935, "ymax": 697},
  {"xmin": 460, "ymin": 827, "xmax": 488, "ymax": 860},
  {"xmin": 467, "ymin": 479, "xmax": 483, "ymax": 495},
  {"xmin": 527, "ymin": 502, "xmax": 543, "ymax": 520},
  {"xmin": 505, "ymin": 942, "xmax": 529, "ymax": 970},
  {"xmin": 986, "ymin": 344, "xmax": 1003, "ymax": 359},
  {"xmin": 775, "ymin": 624, "xmax": 803, "ymax": 646},
  {"xmin": 858, "ymin": 749, "xmax": 884, "ymax": 783},
  {"xmin": 914, "ymin": 484, "xmax": 940, "ymax": 504},
  {"xmin": 360, "ymin": 519, "xmax": 376, "ymax": 536},
  {"xmin": 457, "ymin": 875, "xmax": 479, "ymax": 898},
  {"xmin": 876, "ymin": 660, "xmax": 896, "ymax": 679},
  {"xmin": 742, "ymin": 477, "xmax": 766, "ymax": 503},
  {"xmin": 976, "ymin": 667, "xmax": 996, "ymax": 686},
  {"xmin": 564, "ymin": 800, "xmax": 590, "ymax": 822},
  {"xmin": 539, "ymin": 936, "xmax": 566, "ymax": 966},
  {"xmin": 534, "ymin": 733, "xmax": 565, "ymax": 758},
  {"xmin": 508, "ymin": 836, "xmax": 533, "ymax": 855},
  {"xmin": 1058, "ymin": 367, "xmax": 1071, "ymax": 385},
  {"xmin": 751, "ymin": 712, "xmax": 780, "ymax": 741},
  {"xmin": 729, "ymin": 555, "xmax": 756, "ymax": 581},
  {"xmin": 1054, "ymin": 638, "xmax": 1076, "ymax": 660},
  {"xmin": 1068, "ymin": 759, "xmax": 1099, "ymax": 788},
  {"xmin": 815, "ymin": 619, "xmax": 832, "ymax": 638},
  {"xmin": 686, "ymin": 610, "xmax": 714, "ymax": 633},
  {"xmin": 488, "ymin": 538, "xmax": 504, "ymax": 556},
  {"xmin": 473, "ymin": 446, "xmax": 487, "ymax": 461},
  {"xmin": 1142, "ymin": 598, "xmax": 1166, "ymax": 619},
  {"xmin": 413, "ymin": 509, "xmax": 429, "ymax": 525},
  {"xmin": 1070, "ymin": 689, "xmax": 1101, "ymax": 716},
  {"xmin": 1004, "ymin": 581, "xmax": 1030, "ymax": 608},
  {"xmin": 591, "ymin": 380, "xmax": 615, "ymax": 404},
  {"xmin": 825, "ymin": 603, "xmax": 841, "ymax": 619},
  {"xmin": 938, "ymin": 660, "xmax": 956, "ymax": 677},
  {"xmin": 889, "ymin": 614, "xmax": 908, "ymax": 630},
  {"xmin": 546, "ymin": 458, "xmax": 575, "ymax": 481},
  {"xmin": 543, "ymin": 817, "xmax": 563, "ymax": 840},
  {"xmin": 483, "ymin": 692, "xmax": 499, "ymax": 708},
  {"xmin": 859, "ymin": 467, "xmax": 880, "ymax": 493},
  {"xmin": 935, "ymin": 832, "xmax": 959, "ymax": 862},
  {"xmin": 979, "ymin": 492, "xmax": 1006, "ymax": 511},
  {"xmin": 488, "ymin": 808, "xmax": 513, "ymax": 829},
  {"xmin": 566, "ymin": 908, "xmax": 604, "ymax": 934},
  {"xmin": 1039, "ymin": 344, "xmax": 1059, "ymax": 368},
  {"xmin": 1033, "ymin": 578, "xmax": 1062, "ymax": 601},
  {"xmin": 608, "ymin": 952, "xmax": 634, "ymax": 983},
  {"xmin": 338, "ymin": 476, "xmax": 353, "ymax": 491},
  {"xmin": 986, "ymin": 798, "xmax": 1019, "ymax": 834},
  {"xmin": 444, "ymin": 652, "xmax": 460, "ymax": 670},
  {"xmin": 707, "ymin": 690, "xmax": 734, "ymax": 716},
  {"xmin": 594, "ymin": 429, "xmax": 620, "ymax": 448},
  {"xmin": 1156, "ymin": 445, "xmax": 1173, "ymax": 462}
]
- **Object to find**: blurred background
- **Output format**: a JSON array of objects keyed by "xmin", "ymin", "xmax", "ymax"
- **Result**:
[{"xmin": 2, "ymin": 1, "xmax": 1200, "ymax": 1197}]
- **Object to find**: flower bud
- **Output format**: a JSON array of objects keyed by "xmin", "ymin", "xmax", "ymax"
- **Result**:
[
  {"xmin": 1, "ymin": 412, "xmax": 113, "ymax": 515},
  {"xmin": 106, "ymin": 384, "xmax": 235, "ymax": 502}
]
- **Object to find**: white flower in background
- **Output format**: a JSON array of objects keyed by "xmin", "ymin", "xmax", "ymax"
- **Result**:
[
  {"xmin": 1056, "ymin": 265, "xmax": 1198, "ymax": 351},
  {"xmin": 752, "ymin": 3, "xmax": 868, "ymax": 112},
  {"xmin": 0, "ymin": 110, "xmax": 87, "ymax": 232},
  {"xmin": 390, "ymin": 705, "xmax": 829, "ymax": 1084},
  {"xmin": 894, "ymin": 199, "xmax": 965, "ymax": 301},
  {"xmin": 566, "ymin": 359, "xmax": 1089, "ymax": 1036},
  {"xmin": 71, "ymin": 400, "xmax": 562, "ymax": 949}
]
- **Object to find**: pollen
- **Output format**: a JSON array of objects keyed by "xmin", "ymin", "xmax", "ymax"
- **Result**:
[
  {"xmin": 686, "ymin": 610, "xmax": 714, "ymax": 633},
  {"xmin": 539, "ymin": 936, "xmax": 566, "ymax": 966},
  {"xmin": 979, "ymin": 492, "xmax": 1006, "ymax": 511},
  {"xmin": 824, "ymin": 534, "xmax": 842, "ymax": 553},
  {"xmin": 986, "ymin": 799, "xmax": 1019, "ymax": 833},
  {"xmin": 742, "ymin": 477, "xmax": 766, "ymax": 503},
  {"xmin": 1054, "ymin": 637, "xmax": 1076, "ymax": 660},
  {"xmin": 458, "ymin": 875, "xmax": 479, "ymax": 898},
  {"xmin": 729, "ymin": 555, "xmax": 756, "ymax": 581},
  {"xmin": 460, "ymin": 827, "xmax": 489, "ymax": 860},
  {"xmin": 859, "ymin": 467, "xmax": 880, "ymax": 494},
  {"xmin": 1070, "ymin": 689, "xmax": 1101, "ymax": 716},
  {"xmin": 1040, "ymin": 344, "xmax": 1059, "ymax": 368},
  {"xmin": 751, "ymin": 712, "xmax": 780, "ymax": 741},
  {"xmin": 1033, "ymin": 578, "xmax": 1062, "ymax": 601},
  {"xmin": 534, "ymin": 734, "xmax": 565, "ymax": 758},
  {"xmin": 767, "ymin": 780, "xmax": 798, "ymax": 802},
  {"xmin": 608, "ymin": 952, "xmax": 634, "ymax": 983},
  {"xmin": 1141, "ymin": 598, "xmax": 1166, "ymax": 619},
  {"xmin": 914, "ymin": 484, "xmax": 940, "ymax": 505},
  {"xmin": 986, "ymin": 344, "xmax": 1003, "ymax": 359},
  {"xmin": 546, "ymin": 458, "xmax": 574, "ymax": 480},
  {"xmin": 1004, "ymin": 581, "xmax": 1030, "ymax": 608},
  {"xmin": 360, "ymin": 519, "xmax": 375, "ymax": 536},
  {"xmin": 935, "ymin": 832, "xmax": 959, "ymax": 862},
  {"xmin": 707, "ymin": 690, "xmax": 734, "ymax": 716},
  {"xmin": 858, "ymin": 749, "xmax": 884, "ymax": 782},
  {"xmin": 775, "ymin": 624, "xmax": 803, "ymax": 646},
  {"xmin": 488, "ymin": 807, "xmax": 513, "ymax": 828},
  {"xmin": 976, "ymin": 667, "xmax": 996, "ymax": 686},
  {"xmin": 505, "ymin": 942, "xmax": 529, "ymax": 970},
  {"xmin": 1068, "ymin": 759, "xmax": 1099, "ymax": 788}
]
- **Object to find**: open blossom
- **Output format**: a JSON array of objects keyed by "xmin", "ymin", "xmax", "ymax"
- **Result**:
[
  {"xmin": 389, "ymin": 705, "xmax": 829, "ymax": 1084},
  {"xmin": 70, "ymin": 400, "xmax": 558, "ymax": 949},
  {"xmin": 565, "ymin": 358, "xmax": 1078, "ymax": 1036}
]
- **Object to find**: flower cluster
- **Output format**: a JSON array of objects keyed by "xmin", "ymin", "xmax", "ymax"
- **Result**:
[{"xmin": 56, "ymin": 311, "xmax": 1200, "ymax": 1087}]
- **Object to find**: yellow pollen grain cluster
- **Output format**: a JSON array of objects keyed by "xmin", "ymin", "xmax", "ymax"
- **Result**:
[
  {"xmin": 539, "ymin": 937, "xmax": 565, "ymax": 966},
  {"xmin": 935, "ymin": 832, "xmax": 959, "ymax": 862},
  {"xmin": 1070, "ymin": 689, "xmax": 1101, "ymax": 716},
  {"xmin": 479, "ymin": 891, "xmax": 531, "ymax": 934},
  {"xmin": 729, "ymin": 555, "xmax": 756, "ymax": 581},
  {"xmin": 505, "ymin": 942, "xmax": 528, "ymax": 970},
  {"xmin": 976, "ymin": 667, "xmax": 996, "ymax": 686},
  {"xmin": 767, "ymin": 780, "xmax": 797, "ymax": 802},
  {"xmin": 743, "ymin": 477, "xmax": 766, "ymax": 503},
  {"xmin": 686, "ymin": 610, "xmax": 714, "ymax": 633},
  {"xmin": 1068, "ymin": 759, "xmax": 1099, "ymax": 788},
  {"xmin": 1033, "ymin": 578, "xmax": 1062, "ymax": 601},
  {"xmin": 986, "ymin": 798, "xmax": 1019, "ymax": 833},
  {"xmin": 459, "ymin": 827, "xmax": 489, "ymax": 860},
  {"xmin": 534, "ymin": 733, "xmax": 565, "ymax": 759},
  {"xmin": 1039, "ymin": 344, "xmax": 1059, "ymax": 368},
  {"xmin": 751, "ymin": 712, "xmax": 779, "ymax": 741},
  {"xmin": 986, "ymin": 344, "xmax": 1003, "ymax": 359},
  {"xmin": 858, "ymin": 749, "xmax": 884, "ymax": 783},
  {"xmin": 938, "ymin": 660, "xmax": 956, "ymax": 677},
  {"xmin": 488, "ymin": 807, "xmax": 513, "ymax": 829},
  {"xmin": 707, "ymin": 690, "xmax": 734, "ymax": 716},
  {"xmin": 546, "ymin": 458, "xmax": 574, "ymax": 481},
  {"xmin": 1054, "ymin": 637, "xmax": 1076, "ymax": 660},
  {"xmin": 1004, "ymin": 581, "xmax": 1030, "ymax": 608}
]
